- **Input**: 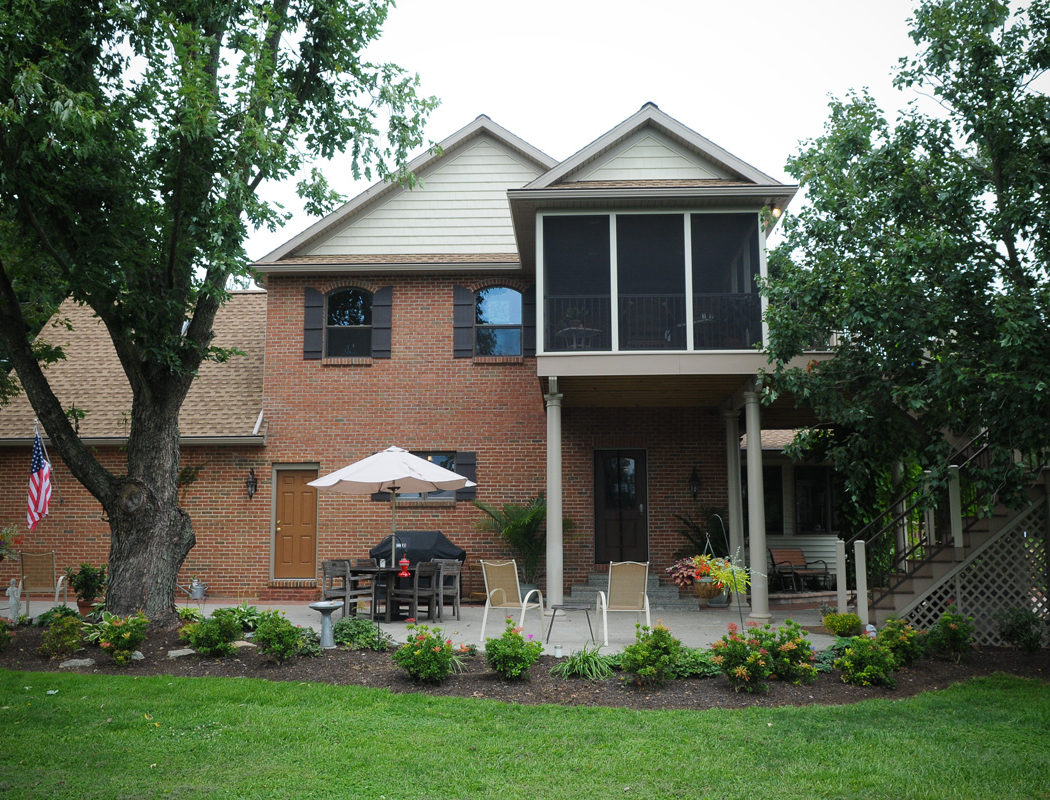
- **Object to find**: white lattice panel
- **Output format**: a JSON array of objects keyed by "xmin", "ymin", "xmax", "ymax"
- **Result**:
[{"xmin": 904, "ymin": 500, "xmax": 1048, "ymax": 646}]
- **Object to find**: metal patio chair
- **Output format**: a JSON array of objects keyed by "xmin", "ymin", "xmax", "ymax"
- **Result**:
[
  {"xmin": 597, "ymin": 561, "xmax": 651, "ymax": 647},
  {"xmin": 478, "ymin": 559, "xmax": 544, "ymax": 644}
]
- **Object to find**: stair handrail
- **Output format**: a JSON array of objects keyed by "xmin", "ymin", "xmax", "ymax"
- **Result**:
[{"xmin": 842, "ymin": 430, "xmax": 991, "ymax": 606}]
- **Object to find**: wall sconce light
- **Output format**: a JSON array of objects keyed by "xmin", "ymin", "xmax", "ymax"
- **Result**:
[
  {"xmin": 689, "ymin": 467, "xmax": 700, "ymax": 501},
  {"xmin": 770, "ymin": 204, "xmax": 782, "ymax": 219},
  {"xmin": 246, "ymin": 468, "xmax": 258, "ymax": 500}
]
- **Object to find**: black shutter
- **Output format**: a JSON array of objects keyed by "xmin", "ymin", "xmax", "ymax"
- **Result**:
[
  {"xmin": 522, "ymin": 285, "xmax": 536, "ymax": 356},
  {"xmin": 453, "ymin": 285, "xmax": 474, "ymax": 358},
  {"xmin": 371, "ymin": 286, "xmax": 392, "ymax": 359},
  {"xmin": 455, "ymin": 451, "xmax": 477, "ymax": 501},
  {"xmin": 304, "ymin": 287, "xmax": 324, "ymax": 359}
]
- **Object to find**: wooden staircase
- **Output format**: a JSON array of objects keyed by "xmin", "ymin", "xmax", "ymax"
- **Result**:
[{"xmin": 847, "ymin": 434, "xmax": 1048, "ymax": 644}]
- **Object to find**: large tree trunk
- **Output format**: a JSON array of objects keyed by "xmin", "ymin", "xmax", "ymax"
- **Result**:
[
  {"xmin": 106, "ymin": 482, "xmax": 195, "ymax": 624},
  {"xmin": 103, "ymin": 394, "xmax": 195, "ymax": 626}
]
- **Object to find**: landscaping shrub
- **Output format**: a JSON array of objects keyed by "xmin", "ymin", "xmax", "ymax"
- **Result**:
[
  {"xmin": 670, "ymin": 646, "xmax": 721, "ymax": 679},
  {"xmin": 710, "ymin": 622, "xmax": 774, "ymax": 693},
  {"xmin": 833, "ymin": 636, "xmax": 898, "ymax": 688},
  {"xmin": 927, "ymin": 607, "xmax": 974, "ymax": 662},
  {"xmin": 252, "ymin": 611, "xmax": 305, "ymax": 663},
  {"xmin": 227, "ymin": 602, "xmax": 263, "ymax": 632},
  {"xmin": 38, "ymin": 614, "xmax": 83, "ymax": 659},
  {"xmin": 764, "ymin": 619, "xmax": 818, "ymax": 685},
  {"xmin": 822, "ymin": 611, "xmax": 863, "ymax": 637},
  {"xmin": 877, "ymin": 618, "xmax": 926, "ymax": 666},
  {"xmin": 33, "ymin": 605, "xmax": 80, "ymax": 628},
  {"xmin": 183, "ymin": 613, "xmax": 242, "ymax": 657},
  {"xmin": 619, "ymin": 623, "xmax": 682, "ymax": 686},
  {"xmin": 550, "ymin": 643, "xmax": 615, "ymax": 680},
  {"xmin": 298, "ymin": 626, "xmax": 322, "ymax": 658},
  {"xmin": 0, "ymin": 622, "xmax": 13, "ymax": 651},
  {"xmin": 333, "ymin": 615, "xmax": 392, "ymax": 650},
  {"xmin": 88, "ymin": 611, "xmax": 149, "ymax": 665},
  {"xmin": 814, "ymin": 637, "xmax": 853, "ymax": 673},
  {"xmin": 995, "ymin": 607, "xmax": 1044, "ymax": 653},
  {"xmin": 176, "ymin": 606, "xmax": 205, "ymax": 624},
  {"xmin": 484, "ymin": 617, "xmax": 543, "ymax": 680},
  {"xmin": 391, "ymin": 622, "xmax": 463, "ymax": 683}
]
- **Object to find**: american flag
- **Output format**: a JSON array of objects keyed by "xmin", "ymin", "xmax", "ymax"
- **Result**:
[{"xmin": 27, "ymin": 432, "xmax": 51, "ymax": 529}]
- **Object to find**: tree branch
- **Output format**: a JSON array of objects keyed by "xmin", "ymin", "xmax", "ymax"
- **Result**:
[{"xmin": 0, "ymin": 257, "xmax": 114, "ymax": 502}]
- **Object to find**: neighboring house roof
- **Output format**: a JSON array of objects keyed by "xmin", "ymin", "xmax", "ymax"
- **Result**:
[
  {"xmin": 0, "ymin": 292, "xmax": 267, "ymax": 445},
  {"xmin": 740, "ymin": 430, "xmax": 799, "ymax": 451},
  {"xmin": 253, "ymin": 114, "xmax": 557, "ymax": 276}
]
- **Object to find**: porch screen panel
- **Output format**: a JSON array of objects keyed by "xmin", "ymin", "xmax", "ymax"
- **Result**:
[
  {"xmin": 617, "ymin": 214, "xmax": 685, "ymax": 350},
  {"xmin": 543, "ymin": 215, "xmax": 611, "ymax": 351},
  {"xmin": 690, "ymin": 214, "xmax": 761, "ymax": 350}
]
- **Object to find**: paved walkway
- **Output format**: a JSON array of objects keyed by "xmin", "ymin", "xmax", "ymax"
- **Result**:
[{"xmin": 24, "ymin": 597, "xmax": 836, "ymax": 654}]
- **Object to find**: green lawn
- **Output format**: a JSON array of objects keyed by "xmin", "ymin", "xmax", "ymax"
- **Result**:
[{"xmin": 1, "ymin": 670, "xmax": 1047, "ymax": 799}]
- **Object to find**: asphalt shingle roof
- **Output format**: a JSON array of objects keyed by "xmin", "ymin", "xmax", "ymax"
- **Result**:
[{"xmin": 0, "ymin": 292, "xmax": 266, "ymax": 441}]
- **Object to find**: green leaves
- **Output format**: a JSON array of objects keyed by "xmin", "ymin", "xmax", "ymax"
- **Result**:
[{"xmin": 763, "ymin": 0, "xmax": 1050, "ymax": 514}]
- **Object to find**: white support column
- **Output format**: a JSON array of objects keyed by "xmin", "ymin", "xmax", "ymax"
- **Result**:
[
  {"xmin": 724, "ymin": 410, "xmax": 744, "ymax": 559},
  {"xmin": 545, "ymin": 378, "xmax": 564, "ymax": 607},
  {"xmin": 947, "ymin": 465, "xmax": 964, "ymax": 555},
  {"xmin": 854, "ymin": 540, "xmax": 869, "ymax": 626},
  {"xmin": 744, "ymin": 390, "xmax": 771, "ymax": 622},
  {"xmin": 835, "ymin": 539, "xmax": 847, "ymax": 612}
]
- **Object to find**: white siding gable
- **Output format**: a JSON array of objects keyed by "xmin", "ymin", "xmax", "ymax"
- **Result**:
[
  {"xmin": 566, "ymin": 130, "xmax": 735, "ymax": 183},
  {"xmin": 303, "ymin": 135, "xmax": 542, "ymax": 255}
]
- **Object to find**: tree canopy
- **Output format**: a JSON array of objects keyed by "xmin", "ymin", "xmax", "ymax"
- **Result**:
[
  {"xmin": 763, "ymin": 0, "xmax": 1050, "ymax": 509},
  {"xmin": 0, "ymin": 0, "xmax": 437, "ymax": 620}
]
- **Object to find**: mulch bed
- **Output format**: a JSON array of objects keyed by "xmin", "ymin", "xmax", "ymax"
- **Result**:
[{"xmin": 2, "ymin": 625, "xmax": 1047, "ymax": 711}]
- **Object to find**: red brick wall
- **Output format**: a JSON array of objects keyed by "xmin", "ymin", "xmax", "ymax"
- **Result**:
[
  {"xmin": 0, "ymin": 444, "xmax": 269, "ymax": 598},
  {"xmin": 0, "ymin": 274, "xmax": 735, "ymax": 603}
]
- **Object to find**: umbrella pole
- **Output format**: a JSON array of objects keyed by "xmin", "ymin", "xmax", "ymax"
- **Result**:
[{"xmin": 389, "ymin": 486, "xmax": 399, "ymax": 565}]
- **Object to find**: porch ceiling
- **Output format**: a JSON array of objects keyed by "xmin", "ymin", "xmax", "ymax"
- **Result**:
[{"xmin": 546, "ymin": 374, "xmax": 819, "ymax": 426}]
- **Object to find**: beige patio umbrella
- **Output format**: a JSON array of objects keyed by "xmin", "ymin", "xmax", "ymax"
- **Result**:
[{"xmin": 308, "ymin": 446, "xmax": 476, "ymax": 564}]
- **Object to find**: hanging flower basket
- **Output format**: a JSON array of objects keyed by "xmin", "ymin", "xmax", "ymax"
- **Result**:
[{"xmin": 693, "ymin": 578, "xmax": 724, "ymax": 599}]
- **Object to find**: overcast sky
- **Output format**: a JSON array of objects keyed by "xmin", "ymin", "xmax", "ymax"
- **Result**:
[{"xmin": 247, "ymin": 0, "xmax": 925, "ymax": 261}]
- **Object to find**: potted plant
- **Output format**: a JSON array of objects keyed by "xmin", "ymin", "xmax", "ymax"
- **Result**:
[
  {"xmin": 65, "ymin": 563, "xmax": 107, "ymax": 615},
  {"xmin": 0, "ymin": 525, "xmax": 23, "ymax": 562},
  {"xmin": 665, "ymin": 554, "xmax": 733, "ymax": 604},
  {"xmin": 473, "ymin": 493, "xmax": 573, "ymax": 589}
]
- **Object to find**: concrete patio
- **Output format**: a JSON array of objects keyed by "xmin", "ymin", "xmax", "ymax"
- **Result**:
[{"xmin": 21, "ymin": 597, "xmax": 837, "ymax": 654}]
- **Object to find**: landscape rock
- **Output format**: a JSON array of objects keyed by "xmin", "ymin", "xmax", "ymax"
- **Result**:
[
  {"xmin": 167, "ymin": 648, "xmax": 196, "ymax": 659},
  {"xmin": 59, "ymin": 658, "xmax": 96, "ymax": 669}
]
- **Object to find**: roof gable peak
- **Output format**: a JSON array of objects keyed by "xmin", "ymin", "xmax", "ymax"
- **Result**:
[{"xmin": 525, "ymin": 103, "xmax": 783, "ymax": 190}]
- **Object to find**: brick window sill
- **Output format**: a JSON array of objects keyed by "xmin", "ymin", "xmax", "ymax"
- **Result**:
[
  {"xmin": 322, "ymin": 356, "xmax": 373, "ymax": 367},
  {"xmin": 472, "ymin": 355, "xmax": 524, "ymax": 365},
  {"xmin": 394, "ymin": 498, "xmax": 457, "ymax": 509}
]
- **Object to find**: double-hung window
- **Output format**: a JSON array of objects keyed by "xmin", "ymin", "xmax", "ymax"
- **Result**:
[
  {"xmin": 474, "ymin": 287, "xmax": 522, "ymax": 356},
  {"xmin": 326, "ymin": 288, "xmax": 372, "ymax": 358}
]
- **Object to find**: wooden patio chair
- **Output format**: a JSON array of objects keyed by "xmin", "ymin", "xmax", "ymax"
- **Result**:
[
  {"xmin": 17, "ymin": 551, "xmax": 69, "ymax": 618},
  {"xmin": 768, "ymin": 547, "xmax": 829, "ymax": 592},
  {"xmin": 431, "ymin": 558, "xmax": 462, "ymax": 621},
  {"xmin": 321, "ymin": 559, "xmax": 372, "ymax": 617},
  {"xmin": 597, "ymin": 561, "xmax": 651, "ymax": 647},
  {"xmin": 478, "ymin": 559, "xmax": 543, "ymax": 644},
  {"xmin": 389, "ymin": 562, "xmax": 439, "ymax": 621}
]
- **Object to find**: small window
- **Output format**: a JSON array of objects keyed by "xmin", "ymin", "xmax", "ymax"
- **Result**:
[
  {"xmin": 326, "ymin": 288, "xmax": 372, "ymax": 357},
  {"xmin": 475, "ymin": 287, "xmax": 522, "ymax": 356},
  {"xmin": 399, "ymin": 451, "xmax": 457, "ymax": 500}
]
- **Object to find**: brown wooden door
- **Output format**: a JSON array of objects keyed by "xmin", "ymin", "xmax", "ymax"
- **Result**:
[
  {"xmin": 594, "ymin": 450, "xmax": 648, "ymax": 563},
  {"xmin": 273, "ymin": 469, "xmax": 318, "ymax": 579}
]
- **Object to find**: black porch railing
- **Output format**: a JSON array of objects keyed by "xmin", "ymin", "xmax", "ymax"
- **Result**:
[{"xmin": 544, "ymin": 293, "xmax": 761, "ymax": 352}]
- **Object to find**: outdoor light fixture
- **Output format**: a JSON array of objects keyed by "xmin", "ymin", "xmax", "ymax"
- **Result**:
[
  {"xmin": 246, "ymin": 468, "xmax": 258, "ymax": 500},
  {"xmin": 770, "ymin": 204, "xmax": 782, "ymax": 218},
  {"xmin": 398, "ymin": 556, "xmax": 411, "ymax": 578},
  {"xmin": 689, "ymin": 467, "xmax": 701, "ymax": 500}
]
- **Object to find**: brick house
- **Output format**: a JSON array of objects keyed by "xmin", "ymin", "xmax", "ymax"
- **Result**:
[{"xmin": 0, "ymin": 103, "xmax": 817, "ymax": 615}]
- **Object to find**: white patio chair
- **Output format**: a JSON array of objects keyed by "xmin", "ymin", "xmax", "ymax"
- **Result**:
[
  {"xmin": 478, "ymin": 559, "xmax": 543, "ymax": 644},
  {"xmin": 596, "ymin": 561, "xmax": 651, "ymax": 647}
]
